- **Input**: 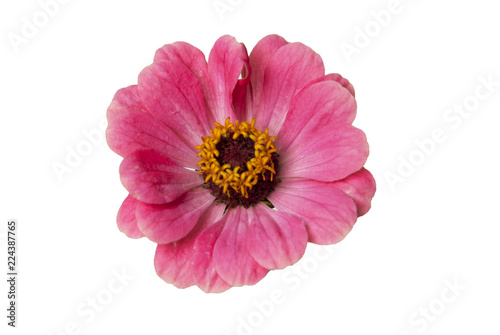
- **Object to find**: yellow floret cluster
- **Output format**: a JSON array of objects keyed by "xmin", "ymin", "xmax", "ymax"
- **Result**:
[{"xmin": 195, "ymin": 117, "xmax": 278, "ymax": 198}]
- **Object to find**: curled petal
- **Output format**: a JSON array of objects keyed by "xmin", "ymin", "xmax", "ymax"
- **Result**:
[{"xmin": 206, "ymin": 35, "xmax": 250, "ymax": 123}]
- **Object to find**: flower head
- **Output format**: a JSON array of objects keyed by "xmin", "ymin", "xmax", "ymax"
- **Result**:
[{"xmin": 106, "ymin": 34, "xmax": 376, "ymax": 293}]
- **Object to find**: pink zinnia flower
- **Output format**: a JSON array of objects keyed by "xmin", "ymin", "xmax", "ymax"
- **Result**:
[{"xmin": 106, "ymin": 34, "xmax": 376, "ymax": 293}]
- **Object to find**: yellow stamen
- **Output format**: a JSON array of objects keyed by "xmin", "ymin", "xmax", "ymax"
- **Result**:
[{"xmin": 195, "ymin": 117, "xmax": 277, "ymax": 198}]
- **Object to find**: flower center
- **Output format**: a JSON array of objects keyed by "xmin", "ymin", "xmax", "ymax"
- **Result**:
[{"xmin": 195, "ymin": 118, "xmax": 280, "ymax": 208}]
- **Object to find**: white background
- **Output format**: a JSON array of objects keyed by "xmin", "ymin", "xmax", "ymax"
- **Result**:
[{"xmin": 1, "ymin": 0, "xmax": 499, "ymax": 334}]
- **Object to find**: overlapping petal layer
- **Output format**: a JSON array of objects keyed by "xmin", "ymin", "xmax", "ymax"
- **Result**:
[{"xmin": 107, "ymin": 34, "xmax": 375, "ymax": 293}]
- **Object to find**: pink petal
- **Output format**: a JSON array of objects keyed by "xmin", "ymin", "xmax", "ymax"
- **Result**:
[
  {"xmin": 119, "ymin": 150, "xmax": 201, "ymax": 204},
  {"xmin": 231, "ymin": 59, "xmax": 252, "ymax": 122},
  {"xmin": 279, "ymin": 122, "xmax": 369, "ymax": 182},
  {"xmin": 307, "ymin": 73, "xmax": 356, "ymax": 97},
  {"xmin": 206, "ymin": 35, "xmax": 249, "ymax": 123},
  {"xmin": 212, "ymin": 207, "xmax": 269, "ymax": 287},
  {"xmin": 106, "ymin": 110, "xmax": 198, "ymax": 168},
  {"xmin": 154, "ymin": 203, "xmax": 225, "ymax": 290},
  {"xmin": 154, "ymin": 39, "xmax": 249, "ymax": 125},
  {"xmin": 254, "ymin": 42, "xmax": 325, "ymax": 134},
  {"xmin": 246, "ymin": 204, "xmax": 307, "ymax": 269},
  {"xmin": 153, "ymin": 41, "xmax": 208, "ymax": 83},
  {"xmin": 106, "ymin": 85, "xmax": 144, "ymax": 121},
  {"xmin": 269, "ymin": 180, "xmax": 358, "ymax": 245},
  {"xmin": 154, "ymin": 243, "xmax": 194, "ymax": 289},
  {"xmin": 138, "ymin": 60, "xmax": 210, "ymax": 148},
  {"xmin": 331, "ymin": 168, "xmax": 376, "ymax": 217},
  {"xmin": 277, "ymin": 80, "xmax": 357, "ymax": 153},
  {"xmin": 245, "ymin": 34, "xmax": 289, "ymax": 120},
  {"xmin": 116, "ymin": 195, "xmax": 143, "ymax": 239},
  {"xmin": 250, "ymin": 35, "xmax": 288, "ymax": 89},
  {"xmin": 135, "ymin": 188, "xmax": 214, "ymax": 244},
  {"xmin": 191, "ymin": 210, "xmax": 234, "ymax": 293}
]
